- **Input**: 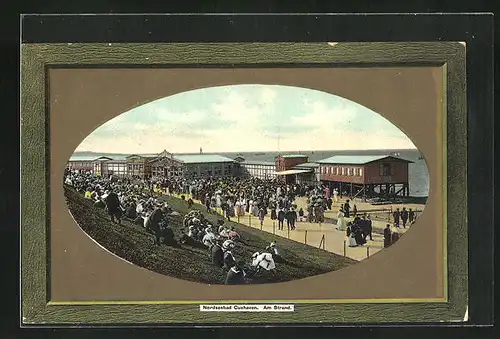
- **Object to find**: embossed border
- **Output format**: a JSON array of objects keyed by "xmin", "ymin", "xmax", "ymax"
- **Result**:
[{"xmin": 20, "ymin": 42, "xmax": 467, "ymax": 325}]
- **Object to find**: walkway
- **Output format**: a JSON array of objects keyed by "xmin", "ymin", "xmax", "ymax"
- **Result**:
[{"xmin": 152, "ymin": 188, "xmax": 416, "ymax": 261}]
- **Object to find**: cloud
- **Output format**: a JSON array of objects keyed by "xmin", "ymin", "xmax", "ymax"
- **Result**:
[
  {"xmin": 259, "ymin": 87, "xmax": 277, "ymax": 106},
  {"xmin": 76, "ymin": 85, "xmax": 417, "ymax": 154},
  {"xmin": 290, "ymin": 99, "xmax": 357, "ymax": 130}
]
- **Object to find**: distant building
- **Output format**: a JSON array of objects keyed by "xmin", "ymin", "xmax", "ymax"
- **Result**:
[
  {"xmin": 125, "ymin": 154, "xmax": 158, "ymax": 178},
  {"xmin": 238, "ymin": 160, "xmax": 277, "ymax": 180},
  {"xmin": 274, "ymin": 154, "xmax": 310, "ymax": 184},
  {"xmin": 67, "ymin": 155, "xmax": 113, "ymax": 172},
  {"xmin": 316, "ymin": 155, "xmax": 413, "ymax": 198},
  {"xmin": 293, "ymin": 162, "xmax": 320, "ymax": 186},
  {"xmin": 66, "ymin": 152, "xmax": 413, "ymax": 198},
  {"xmin": 149, "ymin": 150, "xmax": 236, "ymax": 179}
]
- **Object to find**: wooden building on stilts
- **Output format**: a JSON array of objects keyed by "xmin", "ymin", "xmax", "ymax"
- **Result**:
[{"xmin": 316, "ymin": 155, "xmax": 413, "ymax": 200}]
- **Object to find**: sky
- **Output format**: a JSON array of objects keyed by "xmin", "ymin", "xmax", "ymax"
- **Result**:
[{"xmin": 76, "ymin": 84, "xmax": 417, "ymax": 154}]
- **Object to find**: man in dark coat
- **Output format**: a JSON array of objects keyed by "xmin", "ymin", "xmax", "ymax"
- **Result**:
[
  {"xmin": 408, "ymin": 208, "xmax": 415, "ymax": 224},
  {"xmin": 211, "ymin": 243, "xmax": 224, "ymax": 268},
  {"xmin": 104, "ymin": 189, "xmax": 122, "ymax": 224},
  {"xmin": 285, "ymin": 209, "xmax": 293, "ymax": 230},
  {"xmin": 225, "ymin": 261, "xmax": 246, "ymax": 285},
  {"xmin": 343, "ymin": 200, "xmax": 351, "ymax": 218},
  {"xmin": 401, "ymin": 207, "xmax": 409, "ymax": 228},
  {"xmin": 365, "ymin": 215, "xmax": 373, "ymax": 241},
  {"xmin": 352, "ymin": 223, "xmax": 366, "ymax": 246},
  {"xmin": 277, "ymin": 209, "xmax": 285, "ymax": 230},
  {"xmin": 392, "ymin": 208, "xmax": 401, "ymax": 228},
  {"xmin": 358, "ymin": 215, "xmax": 368, "ymax": 239},
  {"xmin": 383, "ymin": 224, "xmax": 392, "ymax": 248},
  {"xmin": 288, "ymin": 208, "xmax": 297, "ymax": 230},
  {"xmin": 223, "ymin": 250, "xmax": 236, "ymax": 270},
  {"xmin": 146, "ymin": 206, "xmax": 168, "ymax": 245}
]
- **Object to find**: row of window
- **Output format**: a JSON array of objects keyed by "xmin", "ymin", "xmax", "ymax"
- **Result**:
[
  {"xmin": 241, "ymin": 164, "xmax": 275, "ymax": 170},
  {"xmin": 320, "ymin": 166, "xmax": 364, "ymax": 176},
  {"xmin": 69, "ymin": 162, "xmax": 94, "ymax": 168}
]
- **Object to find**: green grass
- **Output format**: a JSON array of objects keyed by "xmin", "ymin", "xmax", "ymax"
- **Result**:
[{"xmin": 64, "ymin": 186, "xmax": 357, "ymax": 285}]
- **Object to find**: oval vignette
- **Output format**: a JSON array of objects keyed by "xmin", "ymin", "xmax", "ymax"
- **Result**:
[{"xmin": 62, "ymin": 84, "xmax": 430, "ymax": 285}]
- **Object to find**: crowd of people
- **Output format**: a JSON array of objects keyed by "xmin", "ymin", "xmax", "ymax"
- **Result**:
[
  {"xmin": 146, "ymin": 175, "xmax": 341, "ymax": 231},
  {"xmin": 64, "ymin": 167, "xmax": 418, "ymax": 273},
  {"xmin": 63, "ymin": 169, "xmax": 285, "ymax": 284}
]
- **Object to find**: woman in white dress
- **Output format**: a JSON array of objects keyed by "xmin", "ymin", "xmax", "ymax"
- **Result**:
[
  {"xmin": 234, "ymin": 200, "xmax": 241, "ymax": 217},
  {"xmin": 239, "ymin": 199, "xmax": 246, "ymax": 216},
  {"xmin": 336, "ymin": 209, "xmax": 346, "ymax": 231}
]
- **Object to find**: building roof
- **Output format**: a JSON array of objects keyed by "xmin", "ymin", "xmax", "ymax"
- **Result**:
[
  {"xmin": 316, "ymin": 155, "xmax": 413, "ymax": 165},
  {"xmin": 126, "ymin": 153, "xmax": 159, "ymax": 159},
  {"xmin": 274, "ymin": 169, "xmax": 313, "ymax": 175},
  {"xmin": 294, "ymin": 162, "xmax": 320, "ymax": 168},
  {"xmin": 69, "ymin": 155, "xmax": 116, "ymax": 162},
  {"xmin": 173, "ymin": 154, "xmax": 235, "ymax": 164},
  {"xmin": 278, "ymin": 154, "xmax": 308, "ymax": 159},
  {"xmin": 240, "ymin": 160, "xmax": 276, "ymax": 166}
]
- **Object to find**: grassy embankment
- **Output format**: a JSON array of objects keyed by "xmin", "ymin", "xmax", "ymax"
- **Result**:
[{"xmin": 64, "ymin": 186, "xmax": 358, "ymax": 285}]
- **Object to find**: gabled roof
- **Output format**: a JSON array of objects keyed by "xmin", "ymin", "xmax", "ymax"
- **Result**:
[
  {"xmin": 69, "ymin": 155, "xmax": 116, "ymax": 162},
  {"xmin": 317, "ymin": 155, "xmax": 413, "ymax": 165},
  {"xmin": 294, "ymin": 162, "xmax": 320, "ymax": 168},
  {"xmin": 278, "ymin": 154, "xmax": 308, "ymax": 159},
  {"xmin": 240, "ymin": 160, "xmax": 276, "ymax": 166},
  {"xmin": 126, "ymin": 153, "xmax": 159, "ymax": 159}
]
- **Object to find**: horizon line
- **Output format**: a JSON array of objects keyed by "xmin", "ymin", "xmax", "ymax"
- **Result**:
[{"xmin": 73, "ymin": 147, "xmax": 418, "ymax": 155}]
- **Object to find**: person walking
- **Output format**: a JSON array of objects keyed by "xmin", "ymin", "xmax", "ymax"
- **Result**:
[
  {"xmin": 401, "ymin": 207, "xmax": 409, "ymax": 228},
  {"xmin": 277, "ymin": 208, "xmax": 285, "ymax": 231},
  {"xmin": 258, "ymin": 207, "xmax": 265, "ymax": 227},
  {"xmin": 393, "ymin": 208, "xmax": 401, "ymax": 228},
  {"xmin": 408, "ymin": 208, "xmax": 415, "ymax": 224},
  {"xmin": 286, "ymin": 208, "xmax": 297, "ymax": 230},
  {"xmin": 366, "ymin": 215, "xmax": 373, "ymax": 241}
]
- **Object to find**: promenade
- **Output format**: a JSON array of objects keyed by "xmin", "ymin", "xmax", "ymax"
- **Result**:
[{"xmin": 156, "ymin": 189, "xmax": 421, "ymax": 262}]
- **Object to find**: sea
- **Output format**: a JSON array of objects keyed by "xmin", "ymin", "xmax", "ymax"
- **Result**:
[{"xmin": 73, "ymin": 148, "xmax": 429, "ymax": 198}]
